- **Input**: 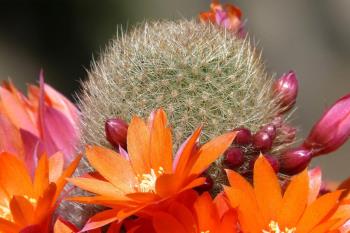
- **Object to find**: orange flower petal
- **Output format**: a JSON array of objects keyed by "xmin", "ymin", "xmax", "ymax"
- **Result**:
[
  {"xmin": 53, "ymin": 217, "xmax": 79, "ymax": 233},
  {"xmin": 80, "ymin": 209, "xmax": 119, "ymax": 232},
  {"xmin": 48, "ymin": 152, "xmax": 64, "ymax": 183},
  {"xmin": 68, "ymin": 177, "xmax": 126, "ymax": 198},
  {"xmin": 277, "ymin": 169, "xmax": 309, "ymax": 228},
  {"xmin": 174, "ymin": 127, "xmax": 202, "ymax": 177},
  {"xmin": 190, "ymin": 132, "xmax": 236, "ymax": 175},
  {"xmin": 226, "ymin": 169, "xmax": 255, "ymax": 204},
  {"xmin": 0, "ymin": 87, "xmax": 38, "ymax": 135},
  {"xmin": 167, "ymin": 202, "xmax": 197, "ymax": 233},
  {"xmin": 0, "ymin": 152, "xmax": 34, "ymax": 197},
  {"xmin": 0, "ymin": 218, "xmax": 20, "ymax": 233},
  {"xmin": 9, "ymin": 196, "xmax": 34, "ymax": 227},
  {"xmin": 148, "ymin": 109, "xmax": 173, "ymax": 173},
  {"xmin": 33, "ymin": 154, "xmax": 49, "ymax": 198},
  {"xmin": 127, "ymin": 116, "xmax": 151, "ymax": 175},
  {"xmin": 53, "ymin": 154, "xmax": 82, "ymax": 201},
  {"xmin": 86, "ymin": 146, "xmax": 135, "ymax": 193},
  {"xmin": 194, "ymin": 192, "xmax": 219, "ymax": 232},
  {"xmin": 254, "ymin": 155, "xmax": 282, "ymax": 222},
  {"xmin": 308, "ymin": 167, "xmax": 323, "ymax": 204},
  {"xmin": 219, "ymin": 209, "xmax": 238, "ymax": 233},
  {"xmin": 296, "ymin": 190, "xmax": 342, "ymax": 233},
  {"xmin": 224, "ymin": 186, "xmax": 264, "ymax": 233},
  {"xmin": 309, "ymin": 219, "xmax": 339, "ymax": 233},
  {"xmin": 153, "ymin": 212, "xmax": 187, "ymax": 233}
]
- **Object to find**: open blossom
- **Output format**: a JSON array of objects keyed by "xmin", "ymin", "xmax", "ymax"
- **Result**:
[
  {"xmin": 199, "ymin": 0, "xmax": 243, "ymax": 34},
  {"xmin": 303, "ymin": 93, "xmax": 350, "ymax": 157},
  {"xmin": 0, "ymin": 152, "xmax": 81, "ymax": 233},
  {"xmin": 0, "ymin": 73, "xmax": 80, "ymax": 171},
  {"xmin": 224, "ymin": 155, "xmax": 350, "ymax": 233},
  {"xmin": 115, "ymin": 190, "xmax": 237, "ymax": 233},
  {"xmin": 68, "ymin": 108, "xmax": 235, "ymax": 231}
]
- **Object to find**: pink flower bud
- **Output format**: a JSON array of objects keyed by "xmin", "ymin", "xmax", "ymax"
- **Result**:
[
  {"xmin": 303, "ymin": 93, "xmax": 350, "ymax": 156},
  {"xmin": 280, "ymin": 148, "xmax": 312, "ymax": 175},
  {"xmin": 233, "ymin": 127, "xmax": 252, "ymax": 145},
  {"xmin": 105, "ymin": 118, "xmax": 128, "ymax": 149},
  {"xmin": 273, "ymin": 71, "xmax": 299, "ymax": 112}
]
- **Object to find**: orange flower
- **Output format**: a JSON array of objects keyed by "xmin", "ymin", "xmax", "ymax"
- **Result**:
[
  {"xmin": 0, "ymin": 72, "xmax": 80, "ymax": 171},
  {"xmin": 224, "ymin": 155, "xmax": 350, "ymax": 233},
  {"xmin": 151, "ymin": 191, "xmax": 237, "ymax": 233},
  {"xmin": 69, "ymin": 108, "xmax": 235, "ymax": 231},
  {"xmin": 107, "ymin": 190, "xmax": 236, "ymax": 233},
  {"xmin": 0, "ymin": 152, "xmax": 81, "ymax": 233},
  {"xmin": 199, "ymin": 0, "xmax": 243, "ymax": 34}
]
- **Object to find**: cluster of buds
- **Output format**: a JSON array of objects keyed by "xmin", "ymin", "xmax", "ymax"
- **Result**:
[{"xmin": 220, "ymin": 71, "xmax": 299, "ymax": 176}]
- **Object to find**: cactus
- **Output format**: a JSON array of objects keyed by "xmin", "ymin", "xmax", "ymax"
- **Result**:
[
  {"xmin": 69, "ymin": 19, "xmax": 297, "ymax": 226},
  {"xmin": 79, "ymin": 20, "xmax": 288, "ymax": 150}
]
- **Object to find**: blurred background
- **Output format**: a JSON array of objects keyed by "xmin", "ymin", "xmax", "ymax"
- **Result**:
[{"xmin": 0, "ymin": 0, "xmax": 349, "ymax": 180}]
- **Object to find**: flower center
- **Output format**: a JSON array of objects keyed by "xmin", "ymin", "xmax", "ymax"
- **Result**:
[
  {"xmin": 137, "ymin": 167, "xmax": 164, "ymax": 193},
  {"xmin": 263, "ymin": 221, "xmax": 296, "ymax": 233},
  {"xmin": 0, "ymin": 200, "xmax": 11, "ymax": 221}
]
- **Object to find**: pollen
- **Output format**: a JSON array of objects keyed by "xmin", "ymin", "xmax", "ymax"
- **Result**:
[
  {"xmin": 263, "ymin": 221, "xmax": 296, "ymax": 233},
  {"xmin": 136, "ymin": 167, "xmax": 165, "ymax": 193},
  {"xmin": 0, "ymin": 201, "xmax": 11, "ymax": 221}
]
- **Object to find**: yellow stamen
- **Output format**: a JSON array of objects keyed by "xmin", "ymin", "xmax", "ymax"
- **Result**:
[
  {"xmin": 136, "ymin": 167, "xmax": 164, "ymax": 193},
  {"xmin": 263, "ymin": 221, "xmax": 296, "ymax": 233}
]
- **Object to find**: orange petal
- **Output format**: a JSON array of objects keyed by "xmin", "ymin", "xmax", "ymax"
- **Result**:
[
  {"xmin": 190, "ymin": 132, "xmax": 236, "ymax": 175},
  {"xmin": 0, "ymin": 113, "xmax": 24, "ymax": 159},
  {"xmin": 194, "ymin": 192, "xmax": 219, "ymax": 232},
  {"xmin": 224, "ymin": 186, "xmax": 264, "ymax": 233},
  {"xmin": 0, "ymin": 152, "xmax": 34, "ymax": 197},
  {"xmin": 174, "ymin": 126, "xmax": 202, "ymax": 176},
  {"xmin": 33, "ymin": 154, "xmax": 49, "ymax": 198},
  {"xmin": 152, "ymin": 212, "xmax": 187, "ymax": 233},
  {"xmin": 0, "ymin": 218, "xmax": 20, "ymax": 233},
  {"xmin": 80, "ymin": 209, "xmax": 119, "ymax": 232},
  {"xmin": 86, "ymin": 146, "xmax": 135, "ymax": 193},
  {"xmin": 308, "ymin": 167, "xmax": 322, "ymax": 204},
  {"xmin": 277, "ymin": 169, "xmax": 309, "ymax": 228},
  {"xmin": 9, "ymin": 196, "xmax": 34, "ymax": 227},
  {"xmin": 148, "ymin": 109, "xmax": 173, "ymax": 173},
  {"xmin": 309, "ymin": 219, "xmax": 339, "ymax": 233},
  {"xmin": 0, "ymin": 86, "xmax": 38, "ymax": 135},
  {"xmin": 53, "ymin": 154, "xmax": 82, "ymax": 201},
  {"xmin": 127, "ymin": 116, "xmax": 151, "ymax": 175},
  {"xmin": 33, "ymin": 183, "xmax": 57, "ymax": 223},
  {"xmin": 168, "ymin": 202, "xmax": 197, "ymax": 233},
  {"xmin": 48, "ymin": 152, "xmax": 64, "ymax": 183},
  {"xmin": 68, "ymin": 177, "xmax": 126, "ymax": 198},
  {"xmin": 219, "ymin": 209, "xmax": 238, "ymax": 233},
  {"xmin": 296, "ymin": 191, "xmax": 342, "ymax": 233},
  {"xmin": 156, "ymin": 174, "xmax": 181, "ymax": 198},
  {"xmin": 54, "ymin": 217, "xmax": 79, "ymax": 233},
  {"xmin": 254, "ymin": 155, "xmax": 282, "ymax": 222},
  {"xmin": 226, "ymin": 169, "xmax": 255, "ymax": 205}
]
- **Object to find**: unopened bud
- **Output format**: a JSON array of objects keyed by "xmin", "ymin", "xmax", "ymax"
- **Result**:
[
  {"xmin": 273, "ymin": 71, "xmax": 299, "ymax": 112},
  {"xmin": 105, "ymin": 118, "xmax": 128, "ymax": 149},
  {"xmin": 303, "ymin": 93, "xmax": 350, "ymax": 157},
  {"xmin": 280, "ymin": 148, "xmax": 312, "ymax": 175}
]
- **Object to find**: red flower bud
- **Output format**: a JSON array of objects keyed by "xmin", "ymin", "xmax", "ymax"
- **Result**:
[
  {"xmin": 303, "ymin": 93, "xmax": 350, "ymax": 156},
  {"xmin": 273, "ymin": 71, "xmax": 299, "ymax": 112},
  {"xmin": 280, "ymin": 148, "xmax": 312, "ymax": 175},
  {"xmin": 264, "ymin": 154, "xmax": 280, "ymax": 173},
  {"xmin": 253, "ymin": 131, "xmax": 273, "ymax": 152},
  {"xmin": 224, "ymin": 147, "xmax": 245, "ymax": 168},
  {"xmin": 233, "ymin": 127, "xmax": 252, "ymax": 145},
  {"xmin": 105, "ymin": 118, "xmax": 128, "ymax": 149}
]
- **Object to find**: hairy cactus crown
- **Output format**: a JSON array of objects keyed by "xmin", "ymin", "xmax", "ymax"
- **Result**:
[{"xmin": 79, "ymin": 20, "xmax": 286, "ymax": 150}]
